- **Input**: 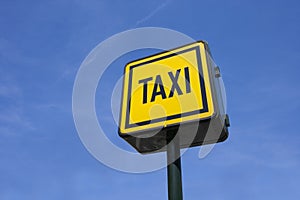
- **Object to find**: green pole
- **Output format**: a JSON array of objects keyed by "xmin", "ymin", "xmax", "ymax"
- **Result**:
[{"xmin": 167, "ymin": 133, "xmax": 183, "ymax": 200}]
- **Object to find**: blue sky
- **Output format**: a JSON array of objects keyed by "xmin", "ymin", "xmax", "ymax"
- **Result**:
[{"xmin": 1, "ymin": 0, "xmax": 300, "ymax": 199}]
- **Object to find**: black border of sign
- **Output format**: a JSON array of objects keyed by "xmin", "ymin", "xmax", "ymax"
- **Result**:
[{"xmin": 125, "ymin": 46, "xmax": 209, "ymax": 129}]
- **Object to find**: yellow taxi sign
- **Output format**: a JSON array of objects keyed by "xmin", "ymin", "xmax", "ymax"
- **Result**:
[{"xmin": 119, "ymin": 41, "xmax": 215, "ymax": 134}]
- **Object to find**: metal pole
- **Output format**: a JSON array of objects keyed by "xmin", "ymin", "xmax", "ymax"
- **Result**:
[{"xmin": 167, "ymin": 133, "xmax": 183, "ymax": 200}]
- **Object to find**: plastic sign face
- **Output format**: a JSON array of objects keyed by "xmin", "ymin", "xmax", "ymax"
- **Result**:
[{"xmin": 119, "ymin": 41, "xmax": 215, "ymax": 134}]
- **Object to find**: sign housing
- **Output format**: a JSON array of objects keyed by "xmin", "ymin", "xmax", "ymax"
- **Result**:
[{"xmin": 119, "ymin": 41, "xmax": 229, "ymax": 153}]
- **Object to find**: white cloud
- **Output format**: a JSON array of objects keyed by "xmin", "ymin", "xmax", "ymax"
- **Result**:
[
  {"xmin": 0, "ymin": 73, "xmax": 35, "ymax": 136},
  {"xmin": 0, "ymin": 84, "xmax": 21, "ymax": 99},
  {"xmin": 136, "ymin": 0, "xmax": 173, "ymax": 26},
  {"xmin": 0, "ymin": 106, "xmax": 36, "ymax": 136},
  {"xmin": 0, "ymin": 38, "xmax": 37, "ymax": 65}
]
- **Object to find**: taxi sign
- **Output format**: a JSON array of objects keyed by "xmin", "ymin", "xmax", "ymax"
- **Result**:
[{"xmin": 119, "ymin": 41, "xmax": 229, "ymax": 153}]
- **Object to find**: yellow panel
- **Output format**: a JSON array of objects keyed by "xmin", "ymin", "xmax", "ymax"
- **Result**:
[{"xmin": 119, "ymin": 41, "xmax": 215, "ymax": 134}]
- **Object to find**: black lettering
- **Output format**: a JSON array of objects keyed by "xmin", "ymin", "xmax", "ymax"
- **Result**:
[
  {"xmin": 184, "ymin": 67, "xmax": 191, "ymax": 93},
  {"xmin": 150, "ymin": 75, "xmax": 166, "ymax": 102},
  {"xmin": 138, "ymin": 77, "xmax": 153, "ymax": 104},
  {"xmin": 168, "ymin": 69, "xmax": 183, "ymax": 97}
]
